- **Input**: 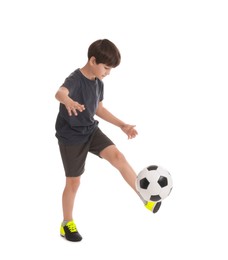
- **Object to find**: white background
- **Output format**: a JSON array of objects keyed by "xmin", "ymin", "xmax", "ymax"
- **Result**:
[{"xmin": 1, "ymin": 0, "xmax": 228, "ymax": 259}]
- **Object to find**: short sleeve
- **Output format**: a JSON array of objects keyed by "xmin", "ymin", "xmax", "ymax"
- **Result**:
[{"xmin": 62, "ymin": 70, "xmax": 80, "ymax": 97}]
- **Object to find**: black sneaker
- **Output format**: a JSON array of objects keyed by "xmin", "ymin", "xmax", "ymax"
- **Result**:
[{"xmin": 60, "ymin": 220, "xmax": 82, "ymax": 242}]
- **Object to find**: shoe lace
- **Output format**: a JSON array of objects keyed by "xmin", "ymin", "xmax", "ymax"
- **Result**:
[{"xmin": 66, "ymin": 221, "xmax": 77, "ymax": 233}]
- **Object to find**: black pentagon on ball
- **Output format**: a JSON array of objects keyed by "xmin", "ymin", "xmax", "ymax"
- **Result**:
[
  {"xmin": 157, "ymin": 176, "xmax": 168, "ymax": 188},
  {"xmin": 139, "ymin": 178, "xmax": 150, "ymax": 189},
  {"xmin": 150, "ymin": 195, "xmax": 161, "ymax": 201},
  {"xmin": 147, "ymin": 165, "xmax": 158, "ymax": 171}
]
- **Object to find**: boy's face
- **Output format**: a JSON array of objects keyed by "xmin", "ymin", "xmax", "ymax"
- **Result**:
[
  {"xmin": 94, "ymin": 63, "xmax": 112, "ymax": 80},
  {"xmin": 90, "ymin": 57, "xmax": 112, "ymax": 80}
]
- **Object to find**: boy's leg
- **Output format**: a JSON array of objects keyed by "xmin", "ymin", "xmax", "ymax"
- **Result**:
[
  {"xmin": 60, "ymin": 176, "xmax": 82, "ymax": 242},
  {"xmin": 62, "ymin": 177, "xmax": 81, "ymax": 221},
  {"xmin": 58, "ymin": 142, "xmax": 89, "ymax": 241},
  {"xmin": 100, "ymin": 145, "xmax": 137, "ymax": 191},
  {"xmin": 100, "ymin": 145, "xmax": 161, "ymax": 213}
]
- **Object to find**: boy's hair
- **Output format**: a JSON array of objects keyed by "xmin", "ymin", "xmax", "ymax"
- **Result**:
[{"xmin": 88, "ymin": 39, "xmax": 121, "ymax": 68}]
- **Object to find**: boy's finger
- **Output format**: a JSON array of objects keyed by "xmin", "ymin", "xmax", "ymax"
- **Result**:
[
  {"xmin": 67, "ymin": 107, "xmax": 72, "ymax": 116},
  {"xmin": 72, "ymin": 108, "xmax": 78, "ymax": 116}
]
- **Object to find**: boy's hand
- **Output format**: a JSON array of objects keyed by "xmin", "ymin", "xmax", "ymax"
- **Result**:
[
  {"xmin": 120, "ymin": 124, "xmax": 138, "ymax": 139},
  {"xmin": 55, "ymin": 86, "xmax": 85, "ymax": 116},
  {"xmin": 65, "ymin": 99, "xmax": 85, "ymax": 116}
]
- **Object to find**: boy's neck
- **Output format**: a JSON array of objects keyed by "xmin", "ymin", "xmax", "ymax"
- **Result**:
[{"xmin": 80, "ymin": 64, "xmax": 96, "ymax": 80}]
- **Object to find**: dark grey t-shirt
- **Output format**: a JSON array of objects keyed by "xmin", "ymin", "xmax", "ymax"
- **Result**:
[{"xmin": 55, "ymin": 69, "xmax": 104, "ymax": 144}]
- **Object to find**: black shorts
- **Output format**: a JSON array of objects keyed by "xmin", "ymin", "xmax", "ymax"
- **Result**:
[{"xmin": 58, "ymin": 127, "xmax": 114, "ymax": 177}]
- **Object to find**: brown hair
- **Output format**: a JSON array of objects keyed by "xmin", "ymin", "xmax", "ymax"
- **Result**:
[{"xmin": 88, "ymin": 39, "xmax": 121, "ymax": 68}]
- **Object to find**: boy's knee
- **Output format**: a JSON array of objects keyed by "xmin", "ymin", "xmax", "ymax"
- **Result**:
[
  {"xmin": 112, "ymin": 150, "xmax": 126, "ymax": 164},
  {"xmin": 66, "ymin": 177, "xmax": 80, "ymax": 192}
]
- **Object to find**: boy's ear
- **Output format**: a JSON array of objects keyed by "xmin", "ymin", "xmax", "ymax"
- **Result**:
[{"xmin": 89, "ymin": 56, "xmax": 97, "ymax": 65}]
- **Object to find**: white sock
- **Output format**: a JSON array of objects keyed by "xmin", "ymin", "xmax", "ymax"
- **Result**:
[{"xmin": 62, "ymin": 220, "xmax": 70, "ymax": 226}]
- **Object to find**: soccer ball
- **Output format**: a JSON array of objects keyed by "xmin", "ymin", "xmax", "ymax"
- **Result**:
[{"xmin": 136, "ymin": 165, "xmax": 173, "ymax": 202}]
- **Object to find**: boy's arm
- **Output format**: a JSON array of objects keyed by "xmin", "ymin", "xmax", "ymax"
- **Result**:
[
  {"xmin": 55, "ymin": 86, "xmax": 85, "ymax": 116},
  {"xmin": 96, "ymin": 101, "xmax": 138, "ymax": 139}
]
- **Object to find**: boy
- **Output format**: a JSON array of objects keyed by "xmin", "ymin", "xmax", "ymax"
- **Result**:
[{"xmin": 55, "ymin": 39, "xmax": 161, "ymax": 242}]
